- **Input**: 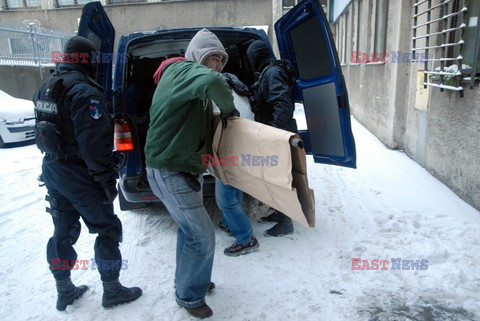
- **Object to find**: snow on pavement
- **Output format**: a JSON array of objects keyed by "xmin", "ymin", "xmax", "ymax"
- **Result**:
[{"xmin": 0, "ymin": 118, "xmax": 479, "ymax": 321}]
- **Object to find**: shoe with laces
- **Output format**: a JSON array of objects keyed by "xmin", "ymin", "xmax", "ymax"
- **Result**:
[
  {"xmin": 218, "ymin": 221, "xmax": 231, "ymax": 235},
  {"xmin": 55, "ymin": 277, "xmax": 89, "ymax": 311},
  {"xmin": 224, "ymin": 237, "xmax": 259, "ymax": 257},
  {"xmin": 102, "ymin": 279, "xmax": 142, "ymax": 308},
  {"xmin": 207, "ymin": 282, "xmax": 215, "ymax": 294}
]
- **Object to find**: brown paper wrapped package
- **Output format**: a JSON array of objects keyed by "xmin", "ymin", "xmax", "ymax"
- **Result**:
[{"xmin": 207, "ymin": 116, "xmax": 315, "ymax": 227}]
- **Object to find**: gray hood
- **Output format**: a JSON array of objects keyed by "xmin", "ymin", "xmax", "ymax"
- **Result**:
[{"xmin": 185, "ymin": 28, "xmax": 228, "ymax": 67}]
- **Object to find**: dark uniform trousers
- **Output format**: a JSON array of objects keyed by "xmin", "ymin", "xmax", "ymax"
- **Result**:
[{"xmin": 42, "ymin": 157, "xmax": 122, "ymax": 282}]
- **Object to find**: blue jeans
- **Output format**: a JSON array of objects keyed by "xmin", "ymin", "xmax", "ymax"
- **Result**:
[
  {"xmin": 215, "ymin": 179, "xmax": 253, "ymax": 245},
  {"xmin": 146, "ymin": 168, "xmax": 215, "ymax": 309}
]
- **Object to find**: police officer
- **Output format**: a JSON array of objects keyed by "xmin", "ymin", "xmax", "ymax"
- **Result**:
[
  {"xmin": 247, "ymin": 39, "xmax": 298, "ymax": 237},
  {"xmin": 33, "ymin": 36, "xmax": 142, "ymax": 311}
]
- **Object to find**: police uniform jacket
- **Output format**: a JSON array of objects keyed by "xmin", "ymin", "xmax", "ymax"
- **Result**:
[{"xmin": 33, "ymin": 63, "xmax": 116, "ymax": 189}]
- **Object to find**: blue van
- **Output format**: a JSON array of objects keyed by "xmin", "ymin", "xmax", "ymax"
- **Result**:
[{"xmin": 78, "ymin": 0, "xmax": 356, "ymax": 210}]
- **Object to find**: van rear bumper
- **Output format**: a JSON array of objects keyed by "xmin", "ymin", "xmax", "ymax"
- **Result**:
[{"xmin": 118, "ymin": 174, "xmax": 216, "ymax": 204}]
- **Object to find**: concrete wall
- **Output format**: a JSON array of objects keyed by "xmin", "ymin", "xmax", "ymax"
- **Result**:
[
  {"xmin": 0, "ymin": 0, "xmax": 275, "ymax": 98},
  {"xmin": 342, "ymin": 0, "xmax": 412, "ymax": 149},
  {"xmin": 0, "ymin": 0, "xmax": 274, "ymax": 39},
  {"xmin": 404, "ymin": 76, "xmax": 480, "ymax": 210},
  {"xmin": 0, "ymin": 65, "xmax": 53, "ymax": 100},
  {"xmin": 343, "ymin": 0, "xmax": 411, "ymax": 148},
  {"xmin": 339, "ymin": 0, "xmax": 480, "ymax": 210}
]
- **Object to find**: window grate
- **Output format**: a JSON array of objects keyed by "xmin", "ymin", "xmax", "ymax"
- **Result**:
[{"xmin": 412, "ymin": 0, "xmax": 471, "ymax": 97}]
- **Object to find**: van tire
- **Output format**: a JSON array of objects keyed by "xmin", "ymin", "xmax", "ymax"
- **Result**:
[
  {"xmin": 0, "ymin": 135, "xmax": 4, "ymax": 148},
  {"xmin": 118, "ymin": 185, "xmax": 148, "ymax": 211}
]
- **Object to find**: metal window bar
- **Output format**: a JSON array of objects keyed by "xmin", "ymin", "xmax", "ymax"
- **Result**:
[
  {"xmin": 423, "ymin": 55, "xmax": 463, "ymax": 61},
  {"xmin": 413, "ymin": 39, "xmax": 464, "ymax": 51},
  {"xmin": 414, "ymin": 0, "xmax": 429, "ymax": 8},
  {"xmin": 424, "ymin": 70, "xmax": 462, "ymax": 75},
  {"xmin": 413, "ymin": 2, "xmax": 444, "ymax": 18},
  {"xmin": 412, "ymin": 22, "xmax": 466, "ymax": 40},
  {"xmin": 412, "ymin": 7, "xmax": 467, "ymax": 29},
  {"xmin": 425, "ymin": 0, "xmax": 432, "ymax": 90},
  {"xmin": 412, "ymin": 0, "xmax": 469, "ymax": 96},
  {"xmin": 469, "ymin": 3, "xmax": 480, "ymax": 89}
]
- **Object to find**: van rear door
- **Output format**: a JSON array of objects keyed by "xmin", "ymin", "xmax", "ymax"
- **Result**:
[
  {"xmin": 78, "ymin": 2, "xmax": 115, "ymax": 102},
  {"xmin": 275, "ymin": 0, "xmax": 356, "ymax": 168}
]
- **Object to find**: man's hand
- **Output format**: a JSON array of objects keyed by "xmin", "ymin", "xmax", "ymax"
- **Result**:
[
  {"xmin": 220, "ymin": 108, "xmax": 240, "ymax": 128},
  {"xmin": 103, "ymin": 183, "xmax": 118, "ymax": 204}
]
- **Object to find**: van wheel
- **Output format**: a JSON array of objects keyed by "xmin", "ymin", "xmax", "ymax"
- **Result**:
[
  {"xmin": 118, "ymin": 186, "xmax": 148, "ymax": 211},
  {"xmin": 0, "ymin": 135, "xmax": 5, "ymax": 148}
]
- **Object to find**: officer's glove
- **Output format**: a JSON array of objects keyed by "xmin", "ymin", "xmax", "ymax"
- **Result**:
[
  {"xmin": 103, "ymin": 183, "xmax": 118, "ymax": 204},
  {"xmin": 220, "ymin": 108, "xmax": 240, "ymax": 129}
]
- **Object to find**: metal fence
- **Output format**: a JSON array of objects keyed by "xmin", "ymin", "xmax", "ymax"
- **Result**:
[{"xmin": 0, "ymin": 23, "xmax": 73, "ymax": 67}]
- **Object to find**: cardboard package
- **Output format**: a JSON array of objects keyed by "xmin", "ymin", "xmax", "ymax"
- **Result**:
[{"xmin": 207, "ymin": 117, "xmax": 315, "ymax": 227}]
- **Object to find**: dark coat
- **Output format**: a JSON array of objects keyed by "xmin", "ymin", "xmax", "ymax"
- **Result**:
[
  {"xmin": 252, "ymin": 60, "xmax": 298, "ymax": 133},
  {"xmin": 33, "ymin": 63, "xmax": 115, "ymax": 189}
]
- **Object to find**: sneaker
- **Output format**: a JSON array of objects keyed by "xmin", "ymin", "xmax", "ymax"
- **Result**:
[
  {"xmin": 207, "ymin": 282, "xmax": 215, "ymax": 295},
  {"xmin": 259, "ymin": 212, "xmax": 281, "ymax": 223},
  {"xmin": 224, "ymin": 237, "xmax": 259, "ymax": 257},
  {"xmin": 218, "ymin": 221, "xmax": 231, "ymax": 235},
  {"xmin": 185, "ymin": 303, "xmax": 213, "ymax": 319}
]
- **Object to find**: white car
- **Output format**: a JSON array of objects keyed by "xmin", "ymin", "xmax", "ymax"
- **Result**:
[{"xmin": 0, "ymin": 89, "xmax": 36, "ymax": 147}]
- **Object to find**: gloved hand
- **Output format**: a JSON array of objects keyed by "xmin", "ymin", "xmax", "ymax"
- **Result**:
[
  {"xmin": 222, "ymin": 73, "xmax": 251, "ymax": 96},
  {"xmin": 220, "ymin": 108, "xmax": 240, "ymax": 129},
  {"xmin": 103, "ymin": 183, "xmax": 118, "ymax": 204}
]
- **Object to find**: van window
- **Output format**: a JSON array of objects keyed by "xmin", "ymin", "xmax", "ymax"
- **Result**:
[{"xmin": 289, "ymin": 15, "xmax": 333, "ymax": 80}]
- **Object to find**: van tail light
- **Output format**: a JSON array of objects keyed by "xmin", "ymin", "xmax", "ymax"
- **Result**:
[{"xmin": 114, "ymin": 120, "xmax": 134, "ymax": 152}]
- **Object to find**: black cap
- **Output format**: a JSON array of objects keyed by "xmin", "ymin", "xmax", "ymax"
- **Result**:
[
  {"xmin": 63, "ymin": 36, "xmax": 98, "ymax": 77},
  {"xmin": 247, "ymin": 40, "xmax": 270, "ymax": 73},
  {"xmin": 64, "ymin": 36, "xmax": 97, "ymax": 56}
]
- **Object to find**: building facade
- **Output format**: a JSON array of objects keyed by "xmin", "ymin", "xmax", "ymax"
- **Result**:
[{"xmin": 330, "ymin": 0, "xmax": 480, "ymax": 210}]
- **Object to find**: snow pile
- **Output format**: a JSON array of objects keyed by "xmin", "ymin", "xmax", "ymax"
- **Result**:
[{"xmin": 0, "ymin": 116, "xmax": 479, "ymax": 321}]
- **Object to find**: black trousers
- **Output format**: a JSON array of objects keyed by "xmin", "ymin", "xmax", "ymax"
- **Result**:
[{"xmin": 42, "ymin": 158, "xmax": 122, "ymax": 282}]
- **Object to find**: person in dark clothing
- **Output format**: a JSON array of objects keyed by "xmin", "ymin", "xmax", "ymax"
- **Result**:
[
  {"xmin": 33, "ymin": 36, "xmax": 142, "ymax": 311},
  {"xmin": 247, "ymin": 39, "xmax": 297, "ymax": 237}
]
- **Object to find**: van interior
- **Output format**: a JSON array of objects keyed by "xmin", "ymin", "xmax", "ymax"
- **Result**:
[{"xmin": 119, "ymin": 30, "xmax": 262, "ymax": 188}]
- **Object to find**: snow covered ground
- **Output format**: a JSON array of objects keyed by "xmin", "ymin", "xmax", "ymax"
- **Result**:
[{"xmin": 1, "ymin": 117, "xmax": 479, "ymax": 321}]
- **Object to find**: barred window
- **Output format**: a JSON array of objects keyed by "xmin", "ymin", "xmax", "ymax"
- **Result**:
[
  {"xmin": 283, "ymin": 0, "xmax": 298, "ymax": 8},
  {"xmin": 56, "ymin": 0, "xmax": 94, "ymax": 7},
  {"xmin": 4, "ymin": 0, "xmax": 41, "ymax": 9},
  {"xmin": 108, "ymin": 0, "xmax": 146, "ymax": 4},
  {"xmin": 412, "ymin": 0, "xmax": 478, "ymax": 95},
  {"xmin": 373, "ymin": 0, "xmax": 388, "ymax": 55}
]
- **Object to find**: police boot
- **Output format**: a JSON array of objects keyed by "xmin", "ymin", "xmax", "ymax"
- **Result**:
[
  {"xmin": 102, "ymin": 279, "xmax": 142, "ymax": 308},
  {"xmin": 55, "ymin": 277, "xmax": 89, "ymax": 311},
  {"xmin": 265, "ymin": 214, "xmax": 293, "ymax": 237}
]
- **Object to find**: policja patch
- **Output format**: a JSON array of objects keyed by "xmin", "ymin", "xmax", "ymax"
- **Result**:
[{"xmin": 88, "ymin": 98, "xmax": 103, "ymax": 120}]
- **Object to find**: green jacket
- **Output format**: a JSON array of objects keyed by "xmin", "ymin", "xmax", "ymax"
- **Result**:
[{"xmin": 145, "ymin": 60, "xmax": 235, "ymax": 173}]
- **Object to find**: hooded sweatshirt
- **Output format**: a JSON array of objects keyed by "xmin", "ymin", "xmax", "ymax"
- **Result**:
[
  {"xmin": 145, "ymin": 29, "xmax": 235, "ymax": 173},
  {"xmin": 185, "ymin": 28, "xmax": 228, "ymax": 68}
]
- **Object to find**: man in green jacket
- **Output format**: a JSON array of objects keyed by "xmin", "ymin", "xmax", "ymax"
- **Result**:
[{"xmin": 145, "ymin": 28, "xmax": 238, "ymax": 319}]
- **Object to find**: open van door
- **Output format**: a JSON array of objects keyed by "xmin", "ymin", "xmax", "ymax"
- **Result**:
[
  {"xmin": 78, "ymin": 2, "xmax": 115, "ymax": 102},
  {"xmin": 275, "ymin": 0, "xmax": 356, "ymax": 168}
]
